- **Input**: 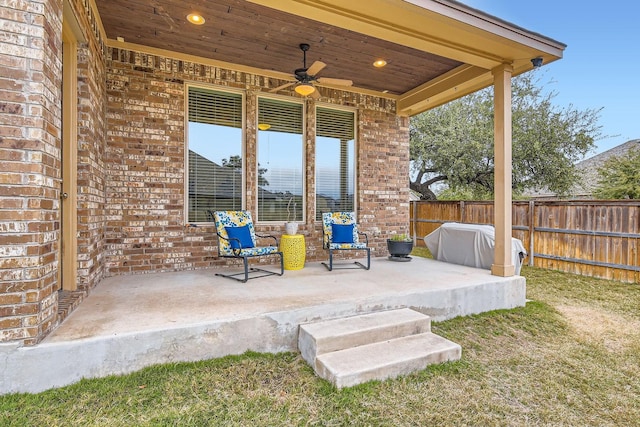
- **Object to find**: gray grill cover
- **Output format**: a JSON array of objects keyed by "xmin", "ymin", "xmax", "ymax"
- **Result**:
[{"xmin": 424, "ymin": 222, "xmax": 526, "ymax": 275}]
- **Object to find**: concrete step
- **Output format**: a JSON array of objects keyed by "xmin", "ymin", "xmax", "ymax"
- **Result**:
[
  {"xmin": 315, "ymin": 332, "xmax": 462, "ymax": 389},
  {"xmin": 298, "ymin": 308, "xmax": 431, "ymax": 365},
  {"xmin": 298, "ymin": 308, "xmax": 462, "ymax": 388}
]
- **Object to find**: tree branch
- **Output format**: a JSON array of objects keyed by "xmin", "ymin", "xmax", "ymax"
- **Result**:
[{"xmin": 410, "ymin": 175, "xmax": 447, "ymax": 200}]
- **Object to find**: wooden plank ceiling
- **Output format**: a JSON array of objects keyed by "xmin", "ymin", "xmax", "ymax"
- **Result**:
[{"xmin": 95, "ymin": 0, "xmax": 463, "ymax": 95}]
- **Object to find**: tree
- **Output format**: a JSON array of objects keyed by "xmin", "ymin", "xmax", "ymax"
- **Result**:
[
  {"xmin": 593, "ymin": 148, "xmax": 640, "ymax": 199},
  {"xmin": 410, "ymin": 71, "xmax": 602, "ymax": 199},
  {"xmin": 222, "ymin": 155, "xmax": 269, "ymax": 186}
]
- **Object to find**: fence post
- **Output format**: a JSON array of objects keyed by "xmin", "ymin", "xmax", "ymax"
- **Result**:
[
  {"xmin": 528, "ymin": 200, "xmax": 535, "ymax": 266},
  {"xmin": 412, "ymin": 201, "xmax": 417, "ymax": 244},
  {"xmin": 460, "ymin": 200, "xmax": 465, "ymax": 223}
]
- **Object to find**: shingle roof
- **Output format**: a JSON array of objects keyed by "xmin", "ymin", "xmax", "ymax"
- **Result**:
[
  {"xmin": 570, "ymin": 139, "xmax": 640, "ymax": 197},
  {"xmin": 523, "ymin": 139, "xmax": 640, "ymax": 199}
]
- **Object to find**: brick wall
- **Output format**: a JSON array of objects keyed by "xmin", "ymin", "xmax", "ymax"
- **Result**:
[
  {"xmin": 104, "ymin": 48, "xmax": 410, "ymax": 274},
  {"xmin": 104, "ymin": 56, "xmax": 193, "ymax": 274},
  {"xmin": 0, "ymin": 0, "xmax": 63, "ymax": 344},
  {"xmin": 0, "ymin": 0, "xmax": 106, "ymax": 344},
  {"xmin": 0, "ymin": 18, "xmax": 410, "ymax": 344},
  {"xmin": 74, "ymin": 0, "xmax": 107, "ymax": 290},
  {"xmin": 359, "ymin": 109, "xmax": 411, "ymax": 250}
]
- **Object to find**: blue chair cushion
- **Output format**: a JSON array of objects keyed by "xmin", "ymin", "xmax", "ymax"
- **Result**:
[
  {"xmin": 225, "ymin": 225, "xmax": 254, "ymax": 249},
  {"xmin": 332, "ymin": 224, "xmax": 354, "ymax": 243}
]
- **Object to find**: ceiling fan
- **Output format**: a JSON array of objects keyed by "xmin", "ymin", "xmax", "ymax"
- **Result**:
[{"xmin": 270, "ymin": 43, "xmax": 353, "ymax": 98}]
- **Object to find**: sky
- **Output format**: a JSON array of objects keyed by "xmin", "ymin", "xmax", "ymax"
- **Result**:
[
  {"xmin": 190, "ymin": 123, "xmax": 353, "ymax": 197},
  {"xmin": 459, "ymin": 1, "xmax": 640, "ymax": 158}
]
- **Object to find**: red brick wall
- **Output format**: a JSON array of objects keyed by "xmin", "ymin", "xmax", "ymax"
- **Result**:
[
  {"xmin": 359, "ymin": 109, "xmax": 411, "ymax": 250},
  {"xmin": 0, "ymin": 0, "xmax": 63, "ymax": 344},
  {"xmin": 77, "ymin": 40, "xmax": 107, "ymax": 290},
  {"xmin": 103, "ymin": 48, "xmax": 411, "ymax": 274},
  {"xmin": 73, "ymin": 0, "xmax": 107, "ymax": 291},
  {"xmin": 0, "ymin": 0, "xmax": 106, "ymax": 344},
  {"xmin": 0, "ymin": 13, "xmax": 410, "ymax": 344},
  {"xmin": 104, "ymin": 56, "xmax": 194, "ymax": 274}
]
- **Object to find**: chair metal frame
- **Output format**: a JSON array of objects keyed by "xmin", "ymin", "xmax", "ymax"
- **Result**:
[
  {"xmin": 321, "ymin": 212, "xmax": 371, "ymax": 271},
  {"xmin": 210, "ymin": 210, "xmax": 284, "ymax": 283}
]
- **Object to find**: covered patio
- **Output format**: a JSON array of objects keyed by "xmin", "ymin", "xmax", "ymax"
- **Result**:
[
  {"xmin": 1, "ymin": 0, "xmax": 561, "ymax": 394},
  {"xmin": 3, "ymin": 257, "xmax": 524, "ymax": 394}
]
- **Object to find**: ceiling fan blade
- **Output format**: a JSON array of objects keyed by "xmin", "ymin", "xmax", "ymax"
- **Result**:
[
  {"xmin": 306, "ymin": 60, "xmax": 326, "ymax": 76},
  {"xmin": 269, "ymin": 82, "xmax": 295, "ymax": 93},
  {"xmin": 310, "ymin": 88, "xmax": 321, "ymax": 99},
  {"xmin": 316, "ymin": 77, "xmax": 353, "ymax": 87}
]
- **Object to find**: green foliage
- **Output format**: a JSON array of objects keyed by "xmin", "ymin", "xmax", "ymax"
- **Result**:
[
  {"xmin": 410, "ymin": 71, "xmax": 602, "ymax": 199},
  {"xmin": 436, "ymin": 187, "xmax": 493, "ymax": 201},
  {"xmin": 389, "ymin": 233, "xmax": 411, "ymax": 241},
  {"xmin": 223, "ymin": 155, "xmax": 269, "ymax": 186},
  {"xmin": 593, "ymin": 148, "xmax": 640, "ymax": 199}
]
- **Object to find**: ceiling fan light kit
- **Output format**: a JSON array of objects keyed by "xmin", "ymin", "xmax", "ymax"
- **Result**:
[
  {"xmin": 269, "ymin": 43, "xmax": 353, "ymax": 97},
  {"xmin": 294, "ymin": 83, "xmax": 315, "ymax": 96}
]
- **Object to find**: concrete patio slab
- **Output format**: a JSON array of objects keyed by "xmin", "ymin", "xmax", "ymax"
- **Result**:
[{"xmin": 0, "ymin": 256, "xmax": 525, "ymax": 394}]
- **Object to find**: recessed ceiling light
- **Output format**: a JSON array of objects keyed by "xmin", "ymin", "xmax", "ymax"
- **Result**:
[
  {"xmin": 187, "ymin": 13, "xmax": 205, "ymax": 25},
  {"xmin": 373, "ymin": 59, "xmax": 387, "ymax": 68}
]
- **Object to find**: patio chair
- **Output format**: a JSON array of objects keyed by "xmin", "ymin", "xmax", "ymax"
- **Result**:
[
  {"xmin": 321, "ymin": 212, "xmax": 371, "ymax": 271},
  {"xmin": 210, "ymin": 210, "xmax": 284, "ymax": 282}
]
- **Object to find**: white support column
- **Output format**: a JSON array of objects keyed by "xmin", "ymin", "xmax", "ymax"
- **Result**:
[{"xmin": 491, "ymin": 63, "xmax": 515, "ymax": 277}]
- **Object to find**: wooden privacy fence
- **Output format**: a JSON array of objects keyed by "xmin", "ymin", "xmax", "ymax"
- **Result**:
[{"xmin": 410, "ymin": 200, "xmax": 640, "ymax": 283}]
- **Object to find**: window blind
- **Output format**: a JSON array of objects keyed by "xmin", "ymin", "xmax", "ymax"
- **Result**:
[
  {"xmin": 188, "ymin": 87, "xmax": 242, "ymax": 128},
  {"xmin": 187, "ymin": 86, "xmax": 244, "ymax": 222},
  {"xmin": 315, "ymin": 107, "xmax": 355, "ymax": 220},
  {"xmin": 316, "ymin": 107, "xmax": 354, "ymax": 140},
  {"xmin": 257, "ymin": 97, "xmax": 304, "ymax": 222}
]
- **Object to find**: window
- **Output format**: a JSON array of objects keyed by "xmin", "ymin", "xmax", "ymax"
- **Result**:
[
  {"xmin": 187, "ymin": 86, "xmax": 243, "ymax": 222},
  {"xmin": 315, "ymin": 107, "xmax": 356, "ymax": 220},
  {"xmin": 257, "ymin": 97, "xmax": 304, "ymax": 222}
]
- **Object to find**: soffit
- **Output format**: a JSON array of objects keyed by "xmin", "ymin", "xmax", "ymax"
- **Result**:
[{"xmin": 93, "ymin": 0, "xmax": 565, "ymax": 115}]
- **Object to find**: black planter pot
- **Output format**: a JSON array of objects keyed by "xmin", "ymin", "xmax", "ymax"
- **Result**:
[{"xmin": 387, "ymin": 239, "xmax": 414, "ymax": 261}]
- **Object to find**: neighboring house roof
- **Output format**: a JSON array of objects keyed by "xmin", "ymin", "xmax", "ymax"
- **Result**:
[
  {"xmin": 570, "ymin": 139, "xmax": 640, "ymax": 197},
  {"xmin": 188, "ymin": 151, "xmax": 286, "ymax": 201},
  {"xmin": 188, "ymin": 151, "xmax": 243, "ymax": 199},
  {"xmin": 409, "ymin": 189, "xmax": 422, "ymax": 201},
  {"xmin": 523, "ymin": 139, "xmax": 640, "ymax": 199}
]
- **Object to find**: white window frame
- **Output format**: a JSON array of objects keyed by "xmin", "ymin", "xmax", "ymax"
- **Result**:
[
  {"xmin": 255, "ymin": 94, "xmax": 306, "ymax": 224},
  {"xmin": 314, "ymin": 103, "xmax": 358, "ymax": 220},
  {"xmin": 184, "ymin": 83, "xmax": 246, "ymax": 224}
]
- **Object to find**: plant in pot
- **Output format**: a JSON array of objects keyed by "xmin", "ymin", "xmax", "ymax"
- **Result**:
[
  {"xmin": 284, "ymin": 197, "xmax": 298, "ymax": 235},
  {"xmin": 387, "ymin": 233, "xmax": 414, "ymax": 261}
]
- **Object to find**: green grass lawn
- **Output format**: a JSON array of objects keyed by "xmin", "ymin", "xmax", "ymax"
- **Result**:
[{"xmin": 2, "ymin": 253, "xmax": 639, "ymax": 426}]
